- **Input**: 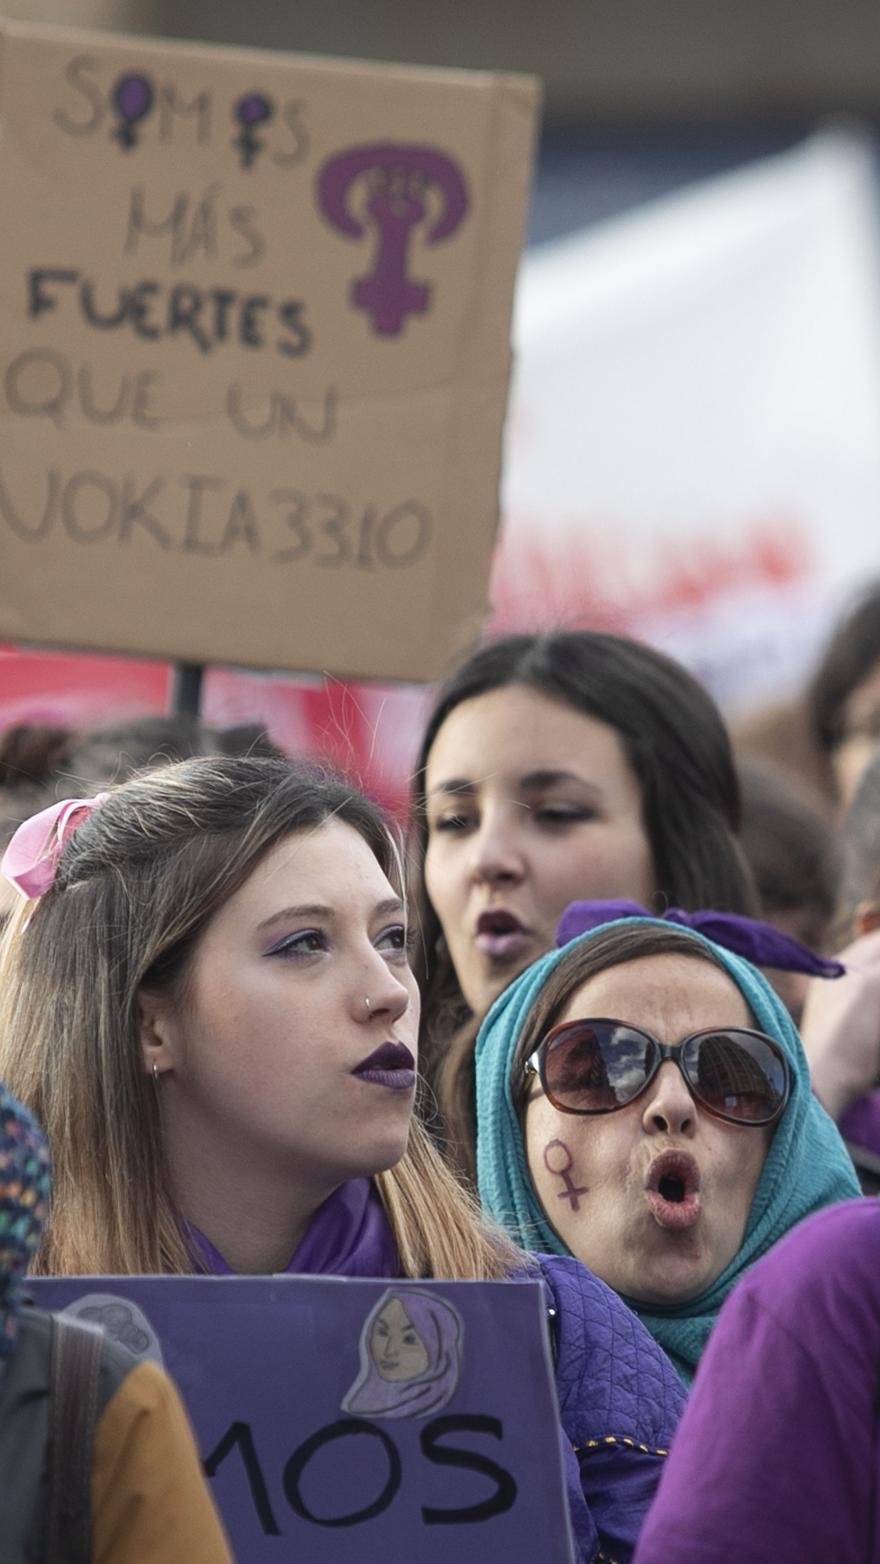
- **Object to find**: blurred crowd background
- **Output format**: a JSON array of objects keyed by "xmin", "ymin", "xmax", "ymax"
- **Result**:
[{"xmin": 3, "ymin": 0, "xmax": 880, "ymax": 820}]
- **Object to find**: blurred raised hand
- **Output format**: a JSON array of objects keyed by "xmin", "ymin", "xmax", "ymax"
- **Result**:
[{"xmin": 801, "ymin": 924, "xmax": 880, "ymax": 1118}]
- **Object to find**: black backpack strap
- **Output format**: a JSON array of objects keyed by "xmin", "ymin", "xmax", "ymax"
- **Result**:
[{"xmin": 45, "ymin": 1314, "xmax": 104, "ymax": 1564}]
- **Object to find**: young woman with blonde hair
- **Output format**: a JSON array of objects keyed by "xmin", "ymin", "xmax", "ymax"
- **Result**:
[{"xmin": 0, "ymin": 756, "xmax": 684, "ymax": 1564}]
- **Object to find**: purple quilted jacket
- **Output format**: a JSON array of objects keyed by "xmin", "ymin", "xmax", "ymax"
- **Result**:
[{"xmin": 534, "ymin": 1254, "xmax": 687, "ymax": 1564}]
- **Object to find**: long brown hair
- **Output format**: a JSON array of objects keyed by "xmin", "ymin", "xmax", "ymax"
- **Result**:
[{"xmin": 0, "ymin": 756, "xmax": 516, "ymax": 1280}]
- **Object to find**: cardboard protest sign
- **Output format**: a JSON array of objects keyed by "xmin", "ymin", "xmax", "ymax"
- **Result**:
[
  {"xmin": 0, "ymin": 22, "xmax": 539, "ymax": 680},
  {"xmin": 31, "ymin": 1274, "xmax": 575, "ymax": 1563}
]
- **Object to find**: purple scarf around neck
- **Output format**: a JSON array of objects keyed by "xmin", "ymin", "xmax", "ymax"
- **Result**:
[{"xmin": 185, "ymin": 1178, "xmax": 400, "ymax": 1278}]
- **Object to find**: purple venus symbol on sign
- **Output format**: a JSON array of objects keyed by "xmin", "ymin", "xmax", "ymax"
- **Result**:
[
  {"xmin": 111, "ymin": 73, "xmax": 154, "ymax": 151},
  {"xmin": 317, "ymin": 143, "xmax": 469, "ymax": 336},
  {"xmin": 233, "ymin": 91, "xmax": 273, "ymax": 170}
]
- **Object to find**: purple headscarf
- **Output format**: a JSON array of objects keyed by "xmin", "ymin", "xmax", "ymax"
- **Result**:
[
  {"xmin": 341, "ymin": 1287, "xmax": 463, "ymax": 1419},
  {"xmin": 556, "ymin": 900, "xmax": 845, "ymax": 977}
]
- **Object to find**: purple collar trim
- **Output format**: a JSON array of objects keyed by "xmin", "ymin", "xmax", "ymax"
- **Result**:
[
  {"xmin": 185, "ymin": 1178, "xmax": 400, "ymax": 1278},
  {"xmin": 556, "ymin": 900, "xmax": 845, "ymax": 978}
]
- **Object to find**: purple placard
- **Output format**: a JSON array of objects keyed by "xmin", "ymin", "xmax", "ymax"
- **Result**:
[{"xmin": 30, "ymin": 1274, "xmax": 575, "ymax": 1563}]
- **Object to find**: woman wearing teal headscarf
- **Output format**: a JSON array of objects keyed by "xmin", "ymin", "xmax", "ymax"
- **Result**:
[{"xmin": 476, "ymin": 908, "xmax": 860, "ymax": 1382}]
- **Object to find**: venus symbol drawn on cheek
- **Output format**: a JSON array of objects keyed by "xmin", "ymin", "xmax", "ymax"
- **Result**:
[{"xmin": 543, "ymin": 1139, "xmax": 589, "ymax": 1212}]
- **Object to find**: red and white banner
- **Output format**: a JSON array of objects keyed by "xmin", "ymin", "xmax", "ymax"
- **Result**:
[{"xmin": 495, "ymin": 130, "xmax": 880, "ymax": 713}]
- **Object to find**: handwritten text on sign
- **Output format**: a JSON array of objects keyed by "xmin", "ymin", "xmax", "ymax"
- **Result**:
[
  {"xmin": 30, "ymin": 1274, "xmax": 575, "ymax": 1563},
  {"xmin": 0, "ymin": 24, "xmax": 538, "ymax": 678}
]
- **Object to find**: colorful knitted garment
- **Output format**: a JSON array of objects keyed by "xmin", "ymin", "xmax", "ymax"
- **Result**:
[{"xmin": 0, "ymin": 1082, "xmax": 50, "ymax": 1380}]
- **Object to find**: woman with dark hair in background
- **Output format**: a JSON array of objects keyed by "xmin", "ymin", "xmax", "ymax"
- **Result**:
[
  {"xmin": 409, "ymin": 630, "xmax": 757, "ymax": 1176},
  {"xmin": 808, "ymin": 579, "xmax": 880, "ymax": 808}
]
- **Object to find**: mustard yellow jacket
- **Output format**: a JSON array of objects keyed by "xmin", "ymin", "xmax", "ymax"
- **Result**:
[{"xmin": 0, "ymin": 1308, "xmax": 233, "ymax": 1563}]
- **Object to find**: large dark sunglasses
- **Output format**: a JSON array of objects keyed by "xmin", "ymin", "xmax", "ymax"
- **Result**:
[{"xmin": 525, "ymin": 1017, "xmax": 791, "ymax": 1127}]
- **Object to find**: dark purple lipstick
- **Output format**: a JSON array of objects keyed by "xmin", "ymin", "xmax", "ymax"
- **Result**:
[{"xmin": 352, "ymin": 1041, "xmax": 416, "ymax": 1091}]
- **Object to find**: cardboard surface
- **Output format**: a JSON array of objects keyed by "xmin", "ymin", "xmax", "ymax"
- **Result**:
[
  {"xmin": 31, "ymin": 1274, "xmax": 575, "ymax": 1563},
  {"xmin": 0, "ymin": 22, "xmax": 539, "ymax": 680}
]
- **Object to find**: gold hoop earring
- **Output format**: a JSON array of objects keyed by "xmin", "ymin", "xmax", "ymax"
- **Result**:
[{"xmin": 152, "ymin": 1062, "xmax": 160, "ymax": 1085}]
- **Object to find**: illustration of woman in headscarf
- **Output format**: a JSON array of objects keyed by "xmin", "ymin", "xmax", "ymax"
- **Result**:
[{"xmin": 341, "ymin": 1287, "xmax": 464, "ymax": 1419}]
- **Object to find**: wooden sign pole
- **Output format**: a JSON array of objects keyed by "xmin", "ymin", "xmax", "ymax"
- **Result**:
[{"xmin": 170, "ymin": 662, "xmax": 204, "ymax": 718}]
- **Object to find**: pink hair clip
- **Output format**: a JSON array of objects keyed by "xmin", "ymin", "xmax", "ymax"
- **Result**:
[{"xmin": 0, "ymin": 794, "xmax": 110, "ymax": 900}]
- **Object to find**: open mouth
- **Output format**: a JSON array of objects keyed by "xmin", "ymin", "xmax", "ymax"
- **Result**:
[
  {"xmin": 645, "ymin": 1152, "xmax": 701, "ymax": 1231},
  {"xmin": 475, "ymin": 909, "xmax": 530, "ymax": 962},
  {"xmin": 352, "ymin": 1041, "xmax": 416, "ymax": 1091}
]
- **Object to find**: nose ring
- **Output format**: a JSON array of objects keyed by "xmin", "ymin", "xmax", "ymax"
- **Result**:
[{"xmin": 364, "ymin": 996, "xmax": 372, "ymax": 1016}]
